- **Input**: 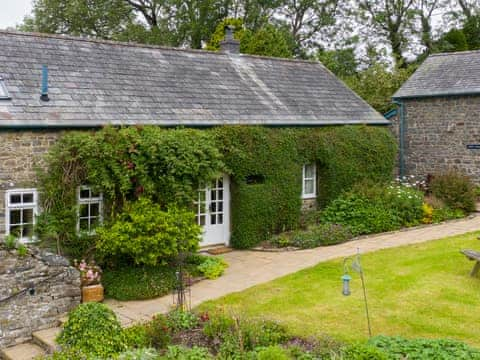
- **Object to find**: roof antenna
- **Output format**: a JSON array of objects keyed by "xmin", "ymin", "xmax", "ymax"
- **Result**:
[{"xmin": 40, "ymin": 65, "xmax": 50, "ymax": 102}]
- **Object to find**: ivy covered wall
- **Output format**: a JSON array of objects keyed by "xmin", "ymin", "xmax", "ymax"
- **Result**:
[{"xmin": 36, "ymin": 125, "xmax": 397, "ymax": 253}]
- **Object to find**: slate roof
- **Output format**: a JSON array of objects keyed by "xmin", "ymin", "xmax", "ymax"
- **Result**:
[
  {"xmin": 394, "ymin": 50, "xmax": 480, "ymax": 99},
  {"xmin": 0, "ymin": 31, "xmax": 388, "ymax": 127}
]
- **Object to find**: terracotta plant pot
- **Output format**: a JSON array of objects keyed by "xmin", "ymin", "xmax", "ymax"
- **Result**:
[{"xmin": 82, "ymin": 284, "xmax": 104, "ymax": 303}]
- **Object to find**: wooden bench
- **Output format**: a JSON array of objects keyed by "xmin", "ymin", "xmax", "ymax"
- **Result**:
[{"xmin": 461, "ymin": 249, "xmax": 480, "ymax": 276}]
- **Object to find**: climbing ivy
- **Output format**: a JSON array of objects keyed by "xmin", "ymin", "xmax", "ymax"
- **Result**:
[{"xmin": 37, "ymin": 125, "xmax": 396, "ymax": 253}]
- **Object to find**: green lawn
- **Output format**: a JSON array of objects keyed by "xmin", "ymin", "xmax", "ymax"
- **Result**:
[{"xmin": 198, "ymin": 232, "xmax": 480, "ymax": 347}]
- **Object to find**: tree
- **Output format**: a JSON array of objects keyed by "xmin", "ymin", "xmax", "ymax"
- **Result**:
[
  {"xmin": 457, "ymin": 0, "xmax": 480, "ymax": 20},
  {"xmin": 357, "ymin": 0, "xmax": 416, "ymax": 67},
  {"xmin": 344, "ymin": 63, "xmax": 415, "ymax": 113},
  {"xmin": 206, "ymin": 18, "xmax": 295, "ymax": 58},
  {"xmin": 413, "ymin": 0, "xmax": 448, "ymax": 53},
  {"xmin": 21, "ymin": 0, "xmax": 230, "ymax": 48},
  {"xmin": 20, "ymin": 0, "xmax": 133, "ymax": 39},
  {"xmin": 463, "ymin": 14, "xmax": 480, "ymax": 49},
  {"xmin": 317, "ymin": 47, "xmax": 358, "ymax": 78},
  {"xmin": 275, "ymin": 0, "xmax": 340, "ymax": 53},
  {"xmin": 433, "ymin": 28, "xmax": 468, "ymax": 53}
]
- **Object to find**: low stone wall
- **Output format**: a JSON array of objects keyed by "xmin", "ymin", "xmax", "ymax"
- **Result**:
[{"xmin": 0, "ymin": 246, "xmax": 80, "ymax": 348}]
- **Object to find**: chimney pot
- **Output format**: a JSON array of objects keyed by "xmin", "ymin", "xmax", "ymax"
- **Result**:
[{"xmin": 220, "ymin": 25, "xmax": 240, "ymax": 55}]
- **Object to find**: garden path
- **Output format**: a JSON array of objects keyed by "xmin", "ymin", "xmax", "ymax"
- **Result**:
[{"xmin": 105, "ymin": 215, "xmax": 480, "ymax": 326}]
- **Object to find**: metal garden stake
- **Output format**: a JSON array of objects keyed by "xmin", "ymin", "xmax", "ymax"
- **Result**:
[{"xmin": 342, "ymin": 248, "xmax": 372, "ymax": 337}]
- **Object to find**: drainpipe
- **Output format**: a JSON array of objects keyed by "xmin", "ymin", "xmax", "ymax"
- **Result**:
[{"xmin": 393, "ymin": 99, "xmax": 405, "ymax": 178}]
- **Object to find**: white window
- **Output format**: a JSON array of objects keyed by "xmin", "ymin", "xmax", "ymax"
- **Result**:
[
  {"xmin": 5, "ymin": 189, "xmax": 38, "ymax": 242},
  {"xmin": 302, "ymin": 164, "xmax": 316, "ymax": 199},
  {"xmin": 77, "ymin": 186, "xmax": 103, "ymax": 234}
]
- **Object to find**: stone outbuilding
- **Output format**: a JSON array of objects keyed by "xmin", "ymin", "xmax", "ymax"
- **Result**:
[{"xmin": 393, "ymin": 50, "xmax": 480, "ymax": 180}]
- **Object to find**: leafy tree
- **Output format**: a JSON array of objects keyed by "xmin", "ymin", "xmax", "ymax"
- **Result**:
[
  {"xmin": 275, "ymin": 0, "xmax": 340, "ymax": 52},
  {"xmin": 463, "ymin": 14, "xmax": 480, "ymax": 49},
  {"xmin": 357, "ymin": 0, "xmax": 417, "ymax": 67},
  {"xmin": 413, "ymin": 0, "xmax": 449, "ymax": 53},
  {"xmin": 206, "ymin": 18, "xmax": 295, "ymax": 58},
  {"xmin": 317, "ymin": 47, "xmax": 358, "ymax": 78},
  {"xmin": 20, "ymin": 0, "xmax": 133, "ymax": 39},
  {"xmin": 457, "ymin": 0, "xmax": 480, "ymax": 20},
  {"xmin": 433, "ymin": 28, "xmax": 468, "ymax": 52},
  {"xmin": 344, "ymin": 63, "xmax": 415, "ymax": 114}
]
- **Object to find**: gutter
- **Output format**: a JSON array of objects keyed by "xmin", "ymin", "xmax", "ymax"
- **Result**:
[{"xmin": 392, "ymin": 100, "xmax": 405, "ymax": 178}]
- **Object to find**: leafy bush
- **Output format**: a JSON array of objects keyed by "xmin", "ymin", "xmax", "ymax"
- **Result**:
[
  {"xmin": 123, "ymin": 324, "xmax": 151, "ymax": 349},
  {"xmin": 255, "ymin": 345, "xmax": 291, "ymax": 360},
  {"xmin": 96, "ymin": 198, "xmax": 201, "ymax": 266},
  {"xmin": 57, "ymin": 303, "xmax": 126, "ymax": 358},
  {"xmin": 269, "ymin": 232, "xmax": 294, "ymax": 248},
  {"xmin": 321, "ymin": 182, "xmax": 424, "ymax": 236},
  {"xmin": 145, "ymin": 314, "xmax": 171, "ymax": 349},
  {"xmin": 241, "ymin": 319, "xmax": 289, "ymax": 349},
  {"xmin": 197, "ymin": 257, "xmax": 228, "ymax": 279},
  {"xmin": 161, "ymin": 345, "xmax": 213, "ymax": 359},
  {"xmin": 430, "ymin": 171, "xmax": 476, "ymax": 213},
  {"xmin": 118, "ymin": 348, "xmax": 160, "ymax": 360},
  {"xmin": 369, "ymin": 335, "xmax": 480, "ymax": 359},
  {"xmin": 102, "ymin": 265, "xmax": 177, "ymax": 301},
  {"xmin": 291, "ymin": 223, "xmax": 353, "ymax": 249},
  {"xmin": 166, "ymin": 310, "xmax": 199, "ymax": 333},
  {"xmin": 432, "ymin": 207, "xmax": 465, "ymax": 223},
  {"xmin": 341, "ymin": 343, "xmax": 387, "ymax": 360}
]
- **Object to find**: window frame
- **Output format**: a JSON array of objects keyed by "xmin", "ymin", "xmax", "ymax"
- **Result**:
[
  {"xmin": 77, "ymin": 186, "xmax": 103, "ymax": 234},
  {"xmin": 5, "ymin": 188, "xmax": 39, "ymax": 243},
  {"xmin": 0, "ymin": 78, "xmax": 11, "ymax": 100},
  {"xmin": 302, "ymin": 163, "xmax": 317, "ymax": 199}
]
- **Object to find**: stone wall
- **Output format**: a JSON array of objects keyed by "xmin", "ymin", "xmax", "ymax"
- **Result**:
[
  {"xmin": 0, "ymin": 130, "xmax": 61, "ymax": 235},
  {"xmin": 401, "ymin": 95, "xmax": 480, "ymax": 181},
  {"xmin": 0, "ymin": 246, "xmax": 80, "ymax": 348}
]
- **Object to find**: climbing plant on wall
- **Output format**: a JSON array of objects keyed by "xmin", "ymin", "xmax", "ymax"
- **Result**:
[{"xmin": 36, "ymin": 125, "xmax": 397, "ymax": 254}]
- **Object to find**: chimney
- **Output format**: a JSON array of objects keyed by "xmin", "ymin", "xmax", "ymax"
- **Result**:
[
  {"xmin": 220, "ymin": 26, "xmax": 240, "ymax": 55},
  {"xmin": 40, "ymin": 65, "xmax": 50, "ymax": 102}
]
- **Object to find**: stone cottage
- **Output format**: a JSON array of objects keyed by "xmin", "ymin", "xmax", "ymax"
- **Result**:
[
  {"xmin": 393, "ymin": 50, "xmax": 480, "ymax": 180},
  {"xmin": 0, "ymin": 30, "xmax": 388, "ymax": 247}
]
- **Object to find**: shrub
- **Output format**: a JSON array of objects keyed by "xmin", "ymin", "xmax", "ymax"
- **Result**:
[
  {"xmin": 321, "ymin": 182, "xmax": 424, "ymax": 236},
  {"xmin": 123, "ymin": 324, "xmax": 151, "ymax": 349},
  {"xmin": 432, "ymin": 207, "xmax": 465, "ymax": 223},
  {"xmin": 197, "ymin": 257, "xmax": 228, "ymax": 279},
  {"xmin": 118, "ymin": 348, "xmax": 160, "ymax": 360},
  {"xmin": 241, "ymin": 319, "xmax": 289, "ymax": 349},
  {"xmin": 96, "ymin": 198, "xmax": 201, "ymax": 266},
  {"xmin": 162, "ymin": 345, "xmax": 213, "ymax": 359},
  {"xmin": 145, "ymin": 314, "xmax": 171, "ymax": 349},
  {"xmin": 269, "ymin": 233, "xmax": 293, "ymax": 248},
  {"xmin": 102, "ymin": 265, "xmax": 177, "ymax": 301},
  {"xmin": 369, "ymin": 336, "xmax": 480, "ymax": 359},
  {"xmin": 430, "ymin": 171, "xmax": 476, "ymax": 213},
  {"xmin": 341, "ymin": 343, "xmax": 387, "ymax": 360},
  {"xmin": 255, "ymin": 345, "xmax": 290, "ymax": 360},
  {"xmin": 166, "ymin": 310, "xmax": 199, "ymax": 333},
  {"xmin": 202, "ymin": 313, "xmax": 236, "ymax": 340},
  {"xmin": 57, "ymin": 302, "xmax": 126, "ymax": 358},
  {"xmin": 291, "ymin": 224, "xmax": 353, "ymax": 249}
]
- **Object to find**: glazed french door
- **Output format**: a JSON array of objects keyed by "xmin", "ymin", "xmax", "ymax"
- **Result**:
[{"xmin": 196, "ymin": 175, "xmax": 230, "ymax": 246}]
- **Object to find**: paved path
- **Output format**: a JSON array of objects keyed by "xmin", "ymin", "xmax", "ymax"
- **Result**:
[{"xmin": 105, "ymin": 215, "xmax": 480, "ymax": 326}]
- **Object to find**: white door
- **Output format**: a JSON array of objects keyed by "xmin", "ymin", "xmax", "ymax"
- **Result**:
[{"xmin": 196, "ymin": 175, "xmax": 230, "ymax": 247}]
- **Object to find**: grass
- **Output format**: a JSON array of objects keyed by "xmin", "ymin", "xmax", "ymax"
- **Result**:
[{"xmin": 198, "ymin": 231, "xmax": 480, "ymax": 347}]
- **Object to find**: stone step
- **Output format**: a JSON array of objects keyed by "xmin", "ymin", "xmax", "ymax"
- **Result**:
[
  {"xmin": 0, "ymin": 343, "xmax": 46, "ymax": 360},
  {"xmin": 32, "ymin": 327, "xmax": 61, "ymax": 354}
]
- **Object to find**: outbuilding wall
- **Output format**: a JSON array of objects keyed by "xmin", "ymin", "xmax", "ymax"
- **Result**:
[{"xmin": 400, "ymin": 95, "xmax": 480, "ymax": 181}]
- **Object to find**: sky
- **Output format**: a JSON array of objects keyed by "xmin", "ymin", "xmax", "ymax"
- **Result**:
[{"xmin": 0, "ymin": 0, "xmax": 32, "ymax": 30}]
